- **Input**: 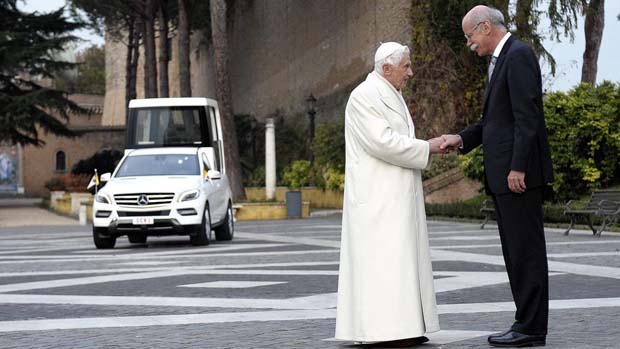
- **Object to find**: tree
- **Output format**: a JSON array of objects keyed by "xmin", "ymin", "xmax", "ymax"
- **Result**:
[
  {"xmin": 178, "ymin": 0, "xmax": 191, "ymax": 96},
  {"xmin": 581, "ymin": 0, "xmax": 605, "ymax": 85},
  {"xmin": 407, "ymin": 0, "xmax": 588, "ymax": 139},
  {"xmin": 143, "ymin": 0, "xmax": 158, "ymax": 98},
  {"xmin": 0, "ymin": 0, "xmax": 88, "ymax": 146},
  {"xmin": 210, "ymin": 0, "xmax": 245, "ymax": 200},
  {"xmin": 69, "ymin": 0, "xmax": 143, "ymax": 113},
  {"xmin": 74, "ymin": 45, "xmax": 105, "ymax": 95},
  {"xmin": 157, "ymin": 0, "xmax": 170, "ymax": 97}
]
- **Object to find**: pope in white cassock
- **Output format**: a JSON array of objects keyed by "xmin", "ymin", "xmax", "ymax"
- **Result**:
[{"xmin": 335, "ymin": 42, "xmax": 444, "ymax": 346}]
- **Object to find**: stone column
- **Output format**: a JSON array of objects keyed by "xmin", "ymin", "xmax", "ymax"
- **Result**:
[{"xmin": 265, "ymin": 118, "xmax": 276, "ymax": 200}]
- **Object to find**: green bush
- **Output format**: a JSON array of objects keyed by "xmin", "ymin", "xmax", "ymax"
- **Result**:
[
  {"xmin": 423, "ymin": 152, "xmax": 460, "ymax": 180},
  {"xmin": 545, "ymin": 82, "xmax": 620, "ymax": 202},
  {"xmin": 325, "ymin": 167, "xmax": 345, "ymax": 191},
  {"xmin": 313, "ymin": 120, "xmax": 345, "ymax": 171},
  {"xmin": 282, "ymin": 160, "xmax": 312, "ymax": 189},
  {"xmin": 459, "ymin": 82, "xmax": 620, "ymax": 202}
]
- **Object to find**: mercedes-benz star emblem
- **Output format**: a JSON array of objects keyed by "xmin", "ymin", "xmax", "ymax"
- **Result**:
[{"xmin": 137, "ymin": 194, "xmax": 149, "ymax": 206}]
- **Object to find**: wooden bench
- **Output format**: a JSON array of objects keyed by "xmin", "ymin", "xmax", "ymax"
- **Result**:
[
  {"xmin": 479, "ymin": 199, "xmax": 495, "ymax": 229},
  {"xmin": 564, "ymin": 189, "xmax": 620, "ymax": 237}
]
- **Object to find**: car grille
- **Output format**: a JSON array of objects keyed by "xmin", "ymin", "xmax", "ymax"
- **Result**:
[
  {"xmin": 117, "ymin": 210, "xmax": 171, "ymax": 217},
  {"xmin": 114, "ymin": 193, "xmax": 175, "ymax": 207}
]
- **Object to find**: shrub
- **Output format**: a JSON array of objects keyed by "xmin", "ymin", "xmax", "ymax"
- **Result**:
[
  {"xmin": 423, "ymin": 152, "xmax": 460, "ymax": 180},
  {"xmin": 282, "ymin": 160, "xmax": 312, "ymax": 190},
  {"xmin": 44, "ymin": 177, "xmax": 65, "ymax": 191},
  {"xmin": 64, "ymin": 173, "xmax": 92, "ymax": 192},
  {"xmin": 544, "ymin": 81, "xmax": 620, "ymax": 202},
  {"xmin": 313, "ymin": 120, "xmax": 345, "ymax": 171},
  {"xmin": 324, "ymin": 167, "xmax": 345, "ymax": 191}
]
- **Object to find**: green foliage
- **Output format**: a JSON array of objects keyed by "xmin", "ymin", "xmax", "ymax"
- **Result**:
[
  {"xmin": 459, "ymin": 147, "xmax": 484, "ymax": 183},
  {"xmin": 44, "ymin": 177, "xmax": 66, "ymax": 191},
  {"xmin": 282, "ymin": 160, "xmax": 312, "ymax": 190},
  {"xmin": 423, "ymin": 153, "xmax": 460, "ymax": 181},
  {"xmin": 544, "ymin": 81, "xmax": 620, "ymax": 201},
  {"xmin": 324, "ymin": 167, "xmax": 344, "ymax": 191},
  {"xmin": 245, "ymin": 166, "xmax": 265, "ymax": 187},
  {"xmin": 0, "ymin": 0, "xmax": 87, "ymax": 146},
  {"xmin": 313, "ymin": 120, "xmax": 345, "ymax": 171},
  {"xmin": 56, "ymin": 45, "xmax": 105, "ymax": 95}
]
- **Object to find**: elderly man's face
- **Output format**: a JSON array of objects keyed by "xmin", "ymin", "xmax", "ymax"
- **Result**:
[
  {"xmin": 384, "ymin": 56, "xmax": 413, "ymax": 91},
  {"xmin": 462, "ymin": 18, "xmax": 490, "ymax": 56}
]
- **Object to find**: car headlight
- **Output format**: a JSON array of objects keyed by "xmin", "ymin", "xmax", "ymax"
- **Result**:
[
  {"xmin": 179, "ymin": 189, "xmax": 200, "ymax": 202},
  {"xmin": 95, "ymin": 193, "xmax": 111, "ymax": 204}
]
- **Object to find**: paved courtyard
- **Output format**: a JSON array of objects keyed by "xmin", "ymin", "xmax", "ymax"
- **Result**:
[{"xmin": 0, "ymin": 207, "xmax": 619, "ymax": 348}]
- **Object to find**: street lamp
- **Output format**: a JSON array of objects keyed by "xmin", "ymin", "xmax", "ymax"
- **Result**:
[{"xmin": 306, "ymin": 93, "xmax": 317, "ymax": 165}]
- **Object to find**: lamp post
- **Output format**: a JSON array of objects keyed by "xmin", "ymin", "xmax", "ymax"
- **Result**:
[{"xmin": 306, "ymin": 93, "xmax": 317, "ymax": 165}]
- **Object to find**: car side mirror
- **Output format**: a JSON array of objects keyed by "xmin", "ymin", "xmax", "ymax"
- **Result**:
[
  {"xmin": 204, "ymin": 147, "xmax": 217, "ymax": 170},
  {"xmin": 100, "ymin": 173, "xmax": 111, "ymax": 182},
  {"xmin": 207, "ymin": 170, "xmax": 221, "ymax": 180}
]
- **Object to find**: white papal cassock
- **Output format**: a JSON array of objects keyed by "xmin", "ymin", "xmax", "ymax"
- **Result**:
[{"xmin": 335, "ymin": 71, "xmax": 440, "ymax": 341}]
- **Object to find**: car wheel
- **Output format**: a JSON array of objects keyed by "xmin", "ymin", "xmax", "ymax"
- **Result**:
[
  {"xmin": 93, "ymin": 226, "xmax": 116, "ymax": 249},
  {"xmin": 214, "ymin": 202, "xmax": 234, "ymax": 241},
  {"xmin": 128, "ymin": 234, "xmax": 147, "ymax": 244},
  {"xmin": 190, "ymin": 204, "xmax": 211, "ymax": 246}
]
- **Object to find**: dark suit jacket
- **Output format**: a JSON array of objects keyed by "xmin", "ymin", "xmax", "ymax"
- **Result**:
[{"xmin": 459, "ymin": 35, "xmax": 553, "ymax": 195}]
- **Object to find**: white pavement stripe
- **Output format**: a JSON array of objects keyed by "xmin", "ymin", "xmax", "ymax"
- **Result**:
[
  {"xmin": 0, "ymin": 293, "xmax": 335, "ymax": 310},
  {"xmin": 547, "ymin": 252, "xmax": 620, "ymax": 258},
  {"xmin": 0, "ymin": 249, "xmax": 337, "ymax": 265},
  {"xmin": 236, "ymin": 232, "xmax": 340, "ymax": 248},
  {"xmin": 0, "ymin": 269, "xmax": 339, "ymax": 293},
  {"xmin": 178, "ymin": 281, "xmax": 287, "ymax": 288},
  {"xmin": 0, "ymin": 261, "xmax": 340, "ymax": 277},
  {"xmin": 0, "ymin": 309, "xmax": 337, "ymax": 332},
  {"xmin": 323, "ymin": 330, "xmax": 494, "ymax": 345},
  {"xmin": 430, "ymin": 236, "xmax": 499, "ymax": 241},
  {"xmin": 437, "ymin": 297, "xmax": 620, "ymax": 314},
  {"xmin": 432, "ymin": 249, "xmax": 620, "ymax": 280},
  {"xmin": 434, "ymin": 239, "xmax": 620, "ymax": 250}
]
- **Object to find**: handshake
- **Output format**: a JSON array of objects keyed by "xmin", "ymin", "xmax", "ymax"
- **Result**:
[{"xmin": 427, "ymin": 134, "xmax": 462, "ymax": 154}]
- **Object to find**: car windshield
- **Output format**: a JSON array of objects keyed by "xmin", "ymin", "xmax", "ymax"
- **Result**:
[{"xmin": 115, "ymin": 154, "xmax": 199, "ymax": 177}]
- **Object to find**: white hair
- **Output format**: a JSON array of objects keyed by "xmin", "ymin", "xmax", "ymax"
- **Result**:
[
  {"xmin": 374, "ymin": 46, "xmax": 411, "ymax": 76},
  {"xmin": 467, "ymin": 6, "xmax": 507, "ymax": 32}
]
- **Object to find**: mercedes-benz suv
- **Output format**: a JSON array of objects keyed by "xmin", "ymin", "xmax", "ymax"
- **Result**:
[{"xmin": 91, "ymin": 147, "xmax": 234, "ymax": 248}]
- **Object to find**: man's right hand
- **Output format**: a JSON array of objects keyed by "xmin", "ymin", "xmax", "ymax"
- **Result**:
[
  {"xmin": 428, "ymin": 136, "xmax": 447, "ymax": 154},
  {"xmin": 439, "ymin": 134, "xmax": 462, "ymax": 151}
]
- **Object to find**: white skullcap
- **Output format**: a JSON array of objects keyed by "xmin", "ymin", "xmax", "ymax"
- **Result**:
[{"xmin": 374, "ymin": 42, "xmax": 407, "ymax": 63}]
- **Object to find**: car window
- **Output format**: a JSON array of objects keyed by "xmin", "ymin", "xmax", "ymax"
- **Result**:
[{"xmin": 115, "ymin": 154, "xmax": 199, "ymax": 177}]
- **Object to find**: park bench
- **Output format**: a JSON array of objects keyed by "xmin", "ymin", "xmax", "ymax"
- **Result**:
[{"xmin": 564, "ymin": 189, "xmax": 620, "ymax": 237}]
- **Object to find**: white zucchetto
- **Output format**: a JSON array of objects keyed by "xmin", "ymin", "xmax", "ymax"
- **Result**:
[{"xmin": 374, "ymin": 42, "xmax": 407, "ymax": 63}]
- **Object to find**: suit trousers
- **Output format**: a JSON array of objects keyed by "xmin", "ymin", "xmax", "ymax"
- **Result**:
[{"xmin": 493, "ymin": 187, "xmax": 549, "ymax": 335}]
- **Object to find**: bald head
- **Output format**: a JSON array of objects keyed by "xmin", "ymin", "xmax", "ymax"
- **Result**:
[
  {"xmin": 463, "ymin": 5, "xmax": 507, "ymax": 32},
  {"xmin": 462, "ymin": 5, "xmax": 508, "ymax": 57}
]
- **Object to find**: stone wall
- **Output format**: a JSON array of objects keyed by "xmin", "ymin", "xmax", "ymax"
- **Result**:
[
  {"xmin": 23, "ymin": 95, "xmax": 125, "ymax": 197},
  {"xmin": 102, "ymin": 0, "xmax": 412, "ymax": 125}
]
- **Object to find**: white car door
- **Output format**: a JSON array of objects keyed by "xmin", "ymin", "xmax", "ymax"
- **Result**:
[{"xmin": 200, "ymin": 150, "xmax": 226, "ymax": 223}]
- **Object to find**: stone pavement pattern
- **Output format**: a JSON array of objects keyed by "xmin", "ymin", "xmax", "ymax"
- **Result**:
[{"xmin": 0, "ymin": 208, "xmax": 619, "ymax": 348}]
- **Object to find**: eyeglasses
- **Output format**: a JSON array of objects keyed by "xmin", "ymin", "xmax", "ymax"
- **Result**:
[{"xmin": 464, "ymin": 21, "xmax": 483, "ymax": 40}]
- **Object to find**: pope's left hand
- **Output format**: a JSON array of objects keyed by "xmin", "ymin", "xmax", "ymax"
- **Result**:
[{"xmin": 507, "ymin": 170, "xmax": 526, "ymax": 194}]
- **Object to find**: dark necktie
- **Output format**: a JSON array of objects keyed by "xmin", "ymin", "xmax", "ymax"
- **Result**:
[{"xmin": 488, "ymin": 56, "xmax": 497, "ymax": 82}]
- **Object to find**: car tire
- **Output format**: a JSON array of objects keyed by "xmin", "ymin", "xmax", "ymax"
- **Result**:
[
  {"xmin": 93, "ymin": 227, "xmax": 116, "ymax": 249},
  {"xmin": 214, "ymin": 202, "xmax": 234, "ymax": 241},
  {"xmin": 128, "ymin": 234, "xmax": 147, "ymax": 244},
  {"xmin": 190, "ymin": 204, "xmax": 211, "ymax": 246}
]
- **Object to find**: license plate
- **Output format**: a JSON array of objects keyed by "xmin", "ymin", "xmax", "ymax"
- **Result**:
[{"xmin": 132, "ymin": 217, "xmax": 154, "ymax": 225}]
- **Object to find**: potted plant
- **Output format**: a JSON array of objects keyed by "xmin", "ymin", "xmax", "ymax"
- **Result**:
[
  {"xmin": 64, "ymin": 174, "xmax": 92, "ymax": 193},
  {"xmin": 44, "ymin": 177, "xmax": 66, "ymax": 191}
]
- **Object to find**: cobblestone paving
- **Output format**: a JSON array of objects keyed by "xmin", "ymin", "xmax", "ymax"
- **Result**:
[{"xmin": 0, "ymin": 215, "xmax": 619, "ymax": 348}]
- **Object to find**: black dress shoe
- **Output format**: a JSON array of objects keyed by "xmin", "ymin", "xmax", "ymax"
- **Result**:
[
  {"xmin": 360, "ymin": 336, "xmax": 429, "ymax": 348},
  {"xmin": 488, "ymin": 329, "xmax": 513, "ymax": 342},
  {"xmin": 488, "ymin": 330, "xmax": 545, "ymax": 347}
]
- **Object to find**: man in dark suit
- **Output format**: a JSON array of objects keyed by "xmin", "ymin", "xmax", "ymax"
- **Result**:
[{"xmin": 441, "ymin": 5, "xmax": 553, "ymax": 348}]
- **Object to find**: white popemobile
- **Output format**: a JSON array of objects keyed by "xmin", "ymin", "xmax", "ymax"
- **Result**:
[{"xmin": 91, "ymin": 98, "xmax": 234, "ymax": 249}]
